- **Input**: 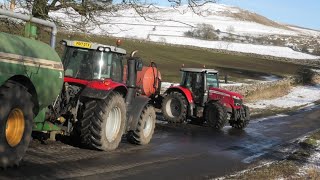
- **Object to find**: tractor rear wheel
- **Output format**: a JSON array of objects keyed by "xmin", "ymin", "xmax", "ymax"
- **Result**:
[
  {"xmin": 162, "ymin": 92, "xmax": 187, "ymax": 123},
  {"xmin": 230, "ymin": 105, "xmax": 250, "ymax": 130},
  {"xmin": 80, "ymin": 92, "xmax": 126, "ymax": 151},
  {"xmin": 127, "ymin": 105, "xmax": 156, "ymax": 145},
  {"xmin": 204, "ymin": 102, "xmax": 227, "ymax": 130},
  {"xmin": 0, "ymin": 81, "xmax": 34, "ymax": 168}
]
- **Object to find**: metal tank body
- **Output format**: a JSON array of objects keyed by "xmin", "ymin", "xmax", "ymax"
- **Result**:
[
  {"xmin": 136, "ymin": 66, "xmax": 162, "ymax": 97},
  {"xmin": 124, "ymin": 65, "xmax": 161, "ymax": 97},
  {"xmin": 0, "ymin": 32, "xmax": 64, "ymax": 111}
]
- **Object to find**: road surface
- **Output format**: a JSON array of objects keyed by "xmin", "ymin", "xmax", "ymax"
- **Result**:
[{"xmin": 1, "ymin": 106, "xmax": 320, "ymax": 179}]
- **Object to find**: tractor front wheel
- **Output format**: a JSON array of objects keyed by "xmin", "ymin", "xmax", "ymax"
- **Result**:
[
  {"xmin": 0, "ymin": 81, "xmax": 34, "ymax": 168},
  {"xmin": 204, "ymin": 102, "xmax": 227, "ymax": 130},
  {"xmin": 127, "ymin": 105, "xmax": 156, "ymax": 145},
  {"xmin": 162, "ymin": 92, "xmax": 188, "ymax": 123},
  {"xmin": 230, "ymin": 105, "xmax": 250, "ymax": 130},
  {"xmin": 80, "ymin": 92, "xmax": 126, "ymax": 151}
]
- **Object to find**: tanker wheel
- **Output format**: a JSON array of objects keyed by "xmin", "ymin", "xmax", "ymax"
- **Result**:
[
  {"xmin": 81, "ymin": 92, "xmax": 126, "ymax": 151},
  {"xmin": 204, "ymin": 102, "xmax": 227, "ymax": 130},
  {"xmin": 230, "ymin": 105, "xmax": 250, "ymax": 130},
  {"xmin": 162, "ymin": 92, "xmax": 187, "ymax": 123},
  {"xmin": 0, "ymin": 81, "xmax": 34, "ymax": 168},
  {"xmin": 127, "ymin": 105, "xmax": 156, "ymax": 145}
]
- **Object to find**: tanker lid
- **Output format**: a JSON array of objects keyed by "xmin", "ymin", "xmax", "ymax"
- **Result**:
[
  {"xmin": 63, "ymin": 39, "xmax": 126, "ymax": 55},
  {"xmin": 180, "ymin": 68, "xmax": 218, "ymax": 74}
]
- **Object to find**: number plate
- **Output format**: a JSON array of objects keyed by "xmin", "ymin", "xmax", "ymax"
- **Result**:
[{"xmin": 73, "ymin": 41, "xmax": 92, "ymax": 48}]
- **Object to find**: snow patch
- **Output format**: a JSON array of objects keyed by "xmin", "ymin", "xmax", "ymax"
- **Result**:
[
  {"xmin": 252, "ymin": 114, "xmax": 289, "ymax": 123},
  {"xmin": 247, "ymin": 86, "xmax": 320, "ymax": 109}
]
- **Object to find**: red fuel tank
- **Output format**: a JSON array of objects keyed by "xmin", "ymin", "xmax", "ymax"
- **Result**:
[
  {"xmin": 123, "ymin": 64, "xmax": 161, "ymax": 97},
  {"xmin": 136, "ymin": 66, "xmax": 161, "ymax": 97}
]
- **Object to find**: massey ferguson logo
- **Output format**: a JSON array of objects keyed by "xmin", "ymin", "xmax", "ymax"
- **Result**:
[{"xmin": 209, "ymin": 90, "xmax": 231, "ymax": 97}]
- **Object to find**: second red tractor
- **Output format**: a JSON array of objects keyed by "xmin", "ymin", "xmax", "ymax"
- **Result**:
[{"xmin": 162, "ymin": 68, "xmax": 250, "ymax": 130}]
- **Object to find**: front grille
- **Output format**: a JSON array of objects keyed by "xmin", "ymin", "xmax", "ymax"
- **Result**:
[{"xmin": 234, "ymin": 98, "xmax": 243, "ymax": 106}]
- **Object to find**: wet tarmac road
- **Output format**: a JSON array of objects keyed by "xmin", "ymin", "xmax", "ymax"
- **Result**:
[{"xmin": 1, "ymin": 106, "xmax": 320, "ymax": 180}]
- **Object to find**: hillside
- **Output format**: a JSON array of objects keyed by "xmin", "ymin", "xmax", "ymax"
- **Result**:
[{"xmin": 41, "ymin": 3, "xmax": 320, "ymax": 60}]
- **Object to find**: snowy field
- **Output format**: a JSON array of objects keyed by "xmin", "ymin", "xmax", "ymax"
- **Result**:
[
  {"xmin": 247, "ymin": 85, "xmax": 320, "ymax": 109},
  {"xmin": 40, "ymin": 3, "xmax": 320, "ymax": 60}
]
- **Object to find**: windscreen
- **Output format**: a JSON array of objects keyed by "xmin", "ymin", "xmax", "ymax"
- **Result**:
[{"xmin": 63, "ymin": 46, "xmax": 123, "ymax": 82}]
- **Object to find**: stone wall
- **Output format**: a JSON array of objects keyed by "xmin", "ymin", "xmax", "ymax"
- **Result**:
[
  {"xmin": 223, "ymin": 77, "xmax": 296, "ymax": 97},
  {"xmin": 223, "ymin": 71, "xmax": 320, "ymax": 97}
]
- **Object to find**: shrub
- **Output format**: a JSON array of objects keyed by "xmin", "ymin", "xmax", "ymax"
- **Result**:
[
  {"xmin": 184, "ymin": 23, "xmax": 219, "ymax": 40},
  {"xmin": 296, "ymin": 67, "xmax": 316, "ymax": 85},
  {"xmin": 301, "ymin": 45, "xmax": 309, "ymax": 53},
  {"xmin": 226, "ymin": 25, "xmax": 235, "ymax": 33},
  {"xmin": 313, "ymin": 48, "xmax": 320, "ymax": 55},
  {"xmin": 271, "ymin": 38, "xmax": 285, "ymax": 46}
]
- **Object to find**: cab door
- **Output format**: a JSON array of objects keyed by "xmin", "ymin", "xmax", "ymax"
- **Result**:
[{"xmin": 191, "ymin": 73, "xmax": 205, "ymax": 105}]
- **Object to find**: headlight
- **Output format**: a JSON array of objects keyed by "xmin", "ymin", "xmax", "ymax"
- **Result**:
[
  {"xmin": 98, "ymin": 47, "xmax": 104, "ymax": 51},
  {"xmin": 60, "ymin": 40, "xmax": 67, "ymax": 46},
  {"xmin": 233, "ymin": 96, "xmax": 243, "ymax": 106}
]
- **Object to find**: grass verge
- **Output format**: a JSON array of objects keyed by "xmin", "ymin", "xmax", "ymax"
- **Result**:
[{"xmin": 245, "ymin": 82, "xmax": 292, "ymax": 102}]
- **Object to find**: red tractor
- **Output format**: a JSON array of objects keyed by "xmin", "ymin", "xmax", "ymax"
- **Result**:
[
  {"xmin": 46, "ymin": 40, "xmax": 157, "ymax": 151},
  {"xmin": 162, "ymin": 68, "xmax": 250, "ymax": 129}
]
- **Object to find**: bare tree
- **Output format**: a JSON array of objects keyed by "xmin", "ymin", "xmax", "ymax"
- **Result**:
[
  {"xmin": 3, "ymin": 0, "xmax": 217, "ymax": 35},
  {"xmin": 8, "ymin": 0, "xmax": 216, "ymax": 18}
]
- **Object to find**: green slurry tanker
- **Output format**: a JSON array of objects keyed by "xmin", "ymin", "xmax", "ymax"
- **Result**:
[{"xmin": 0, "ymin": 10, "xmax": 64, "ymax": 168}]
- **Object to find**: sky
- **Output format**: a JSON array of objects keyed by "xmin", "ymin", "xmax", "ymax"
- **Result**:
[
  {"xmin": 131, "ymin": 0, "xmax": 320, "ymax": 30},
  {"xmin": 219, "ymin": 0, "xmax": 320, "ymax": 30}
]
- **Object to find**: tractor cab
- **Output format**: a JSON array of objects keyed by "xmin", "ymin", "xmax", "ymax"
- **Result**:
[
  {"xmin": 61, "ymin": 40, "xmax": 126, "ymax": 83},
  {"xmin": 180, "ymin": 68, "xmax": 219, "ymax": 105}
]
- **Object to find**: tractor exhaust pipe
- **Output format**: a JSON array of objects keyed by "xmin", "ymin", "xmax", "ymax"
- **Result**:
[
  {"xmin": 130, "ymin": 50, "xmax": 138, "ymax": 58},
  {"xmin": 125, "ymin": 50, "xmax": 140, "ymax": 105}
]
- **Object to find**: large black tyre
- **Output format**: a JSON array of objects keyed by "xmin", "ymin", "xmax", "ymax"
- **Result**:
[
  {"xmin": 80, "ymin": 92, "xmax": 126, "ymax": 151},
  {"xmin": 230, "ymin": 105, "xmax": 250, "ymax": 130},
  {"xmin": 77, "ymin": 99, "xmax": 96, "ymax": 145},
  {"xmin": 204, "ymin": 102, "xmax": 227, "ymax": 130},
  {"xmin": 127, "ymin": 105, "xmax": 156, "ymax": 145},
  {"xmin": 0, "ymin": 81, "xmax": 34, "ymax": 168},
  {"xmin": 162, "ymin": 92, "xmax": 187, "ymax": 123}
]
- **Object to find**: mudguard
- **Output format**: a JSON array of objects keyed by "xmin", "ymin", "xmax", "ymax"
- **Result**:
[
  {"xmin": 80, "ymin": 87, "xmax": 111, "ymax": 100},
  {"xmin": 127, "ymin": 96, "xmax": 150, "ymax": 131},
  {"xmin": 165, "ymin": 86, "xmax": 194, "ymax": 116},
  {"xmin": 165, "ymin": 86, "xmax": 194, "ymax": 103}
]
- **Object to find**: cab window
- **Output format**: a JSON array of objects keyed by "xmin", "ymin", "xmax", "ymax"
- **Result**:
[{"xmin": 207, "ymin": 73, "xmax": 218, "ymax": 88}]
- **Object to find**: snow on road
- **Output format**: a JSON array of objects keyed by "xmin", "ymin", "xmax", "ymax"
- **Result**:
[{"xmin": 247, "ymin": 85, "xmax": 320, "ymax": 109}]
